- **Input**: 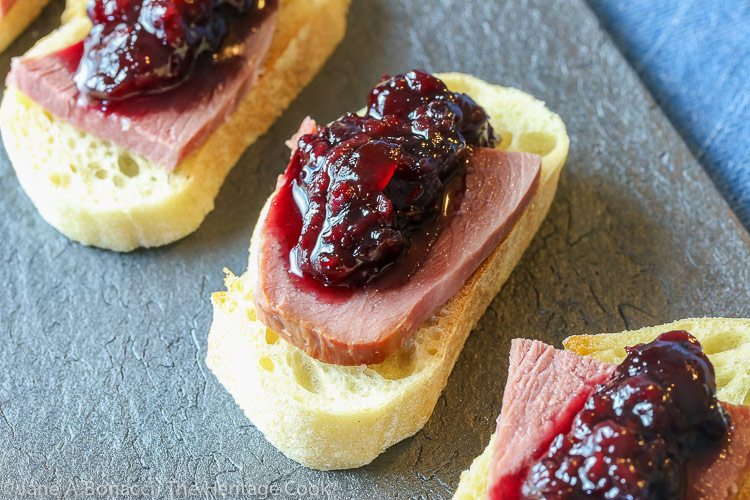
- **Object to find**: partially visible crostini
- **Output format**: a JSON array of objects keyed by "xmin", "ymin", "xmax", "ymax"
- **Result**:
[
  {"xmin": 0, "ymin": 0, "xmax": 51, "ymax": 53},
  {"xmin": 455, "ymin": 318, "xmax": 750, "ymax": 499},
  {"xmin": 1, "ymin": 0, "xmax": 350, "ymax": 251}
]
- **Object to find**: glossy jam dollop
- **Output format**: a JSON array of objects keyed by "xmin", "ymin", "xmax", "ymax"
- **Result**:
[
  {"xmin": 75, "ymin": 0, "xmax": 262, "ymax": 101},
  {"xmin": 518, "ymin": 331, "xmax": 729, "ymax": 499},
  {"xmin": 278, "ymin": 70, "xmax": 496, "ymax": 288}
]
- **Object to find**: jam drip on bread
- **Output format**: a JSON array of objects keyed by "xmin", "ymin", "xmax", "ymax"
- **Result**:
[
  {"xmin": 276, "ymin": 70, "xmax": 497, "ymax": 288},
  {"xmin": 76, "ymin": 0, "xmax": 266, "ymax": 102},
  {"xmin": 513, "ymin": 331, "xmax": 730, "ymax": 499}
]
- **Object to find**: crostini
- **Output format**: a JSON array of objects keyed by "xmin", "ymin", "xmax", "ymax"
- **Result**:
[
  {"xmin": 0, "ymin": 0, "xmax": 51, "ymax": 53},
  {"xmin": 455, "ymin": 318, "xmax": 750, "ymax": 499},
  {"xmin": 0, "ymin": 0, "xmax": 350, "ymax": 251},
  {"xmin": 207, "ymin": 70, "xmax": 570, "ymax": 470}
]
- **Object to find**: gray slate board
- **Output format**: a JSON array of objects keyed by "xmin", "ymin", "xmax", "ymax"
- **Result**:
[{"xmin": 1, "ymin": 0, "xmax": 749, "ymax": 498}]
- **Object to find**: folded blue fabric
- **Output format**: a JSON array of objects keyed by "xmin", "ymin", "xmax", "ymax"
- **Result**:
[{"xmin": 589, "ymin": 0, "xmax": 750, "ymax": 229}]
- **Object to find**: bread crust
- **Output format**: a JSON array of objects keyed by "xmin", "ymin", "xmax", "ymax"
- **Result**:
[
  {"xmin": 206, "ymin": 74, "xmax": 570, "ymax": 470},
  {"xmin": 0, "ymin": 0, "xmax": 350, "ymax": 251},
  {"xmin": 0, "ymin": 0, "xmax": 51, "ymax": 53}
]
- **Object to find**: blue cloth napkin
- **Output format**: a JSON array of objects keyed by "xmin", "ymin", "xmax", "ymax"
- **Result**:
[{"xmin": 589, "ymin": 0, "xmax": 750, "ymax": 229}]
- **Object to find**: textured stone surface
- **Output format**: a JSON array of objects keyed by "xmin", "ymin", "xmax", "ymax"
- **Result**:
[{"xmin": 1, "ymin": 0, "xmax": 749, "ymax": 498}]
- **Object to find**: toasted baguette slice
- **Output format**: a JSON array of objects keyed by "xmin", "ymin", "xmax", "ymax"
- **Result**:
[
  {"xmin": 206, "ymin": 73, "xmax": 570, "ymax": 470},
  {"xmin": 454, "ymin": 318, "xmax": 750, "ymax": 499},
  {"xmin": 0, "ymin": 0, "xmax": 349, "ymax": 251},
  {"xmin": 0, "ymin": 0, "xmax": 51, "ymax": 53}
]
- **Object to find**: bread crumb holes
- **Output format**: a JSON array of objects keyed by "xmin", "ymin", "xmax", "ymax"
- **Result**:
[
  {"xmin": 259, "ymin": 357, "xmax": 274, "ymax": 372},
  {"xmin": 118, "ymin": 154, "xmax": 140, "ymax": 177},
  {"xmin": 516, "ymin": 131, "xmax": 556, "ymax": 157}
]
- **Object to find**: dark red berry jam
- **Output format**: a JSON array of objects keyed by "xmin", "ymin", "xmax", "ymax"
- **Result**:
[
  {"xmin": 275, "ymin": 70, "xmax": 496, "ymax": 288},
  {"xmin": 75, "ymin": 0, "xmax": 265, "ymax": 102},
  {"xmin": 518, "ymin": 331, "xmax": 729, "ymax": 499}
]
